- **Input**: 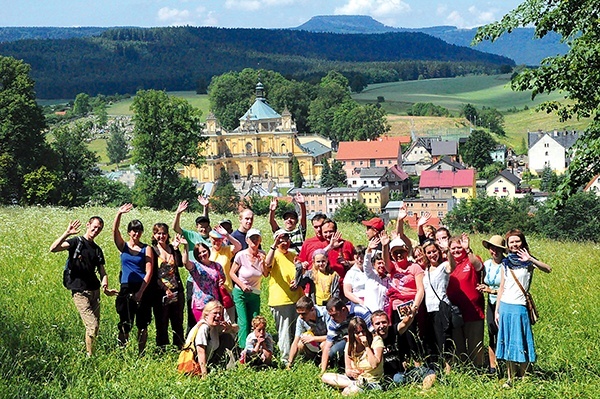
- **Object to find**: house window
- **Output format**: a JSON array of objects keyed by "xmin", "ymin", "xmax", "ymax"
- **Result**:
[
  {"xmin": 319, "ymin": 200, "xmax": 322, "ymax": 205},
  {"xmin": 408, "ymin": 211, "xmax": 413, "ymax": 216},
  {"xmin": 380, "ymin": 160, "xmax": 383, "ymax": 165},
  {"xmin": 335, "ymin": 199, "xmax": 339, "ymax": 204},
  {"xmin": 494, "ymin": 187, "xmax": 499, "ymax": 193},
  {"xmin": 503, "ymin": 187, "xmax": 507, "ymax": 192},
  {"xmin": 425, "ymin": 188, "xmax": 430, "ymax": 194},
  {"xmin": 360, "ymin": 161, "xmax": 363, "ymax": 165},
  {"xmin": 438, "ymin": 211, "xmax": 444, "ymax": 217},
  {"xmin": 352, "ymin": 180, "xmax": 357, "ymax": 185},
  {"xmin": 462, "ymin": 188, "xmax": 469, "ymax": 193},
  {"xmin": 388, "ymin": 160, "xmax": 392, "ymax": 164},
  {"xmin": 369, "ymin": 198, "xmax": 372, "ymax": 203},
  {"xmin": 453, "ymin": 188, "xmax": 457, "ymax": 193},
  {"xmin": 545, "ymin": 151, "xmax": 549, "ymax": 156},
  {"xmin": 351, "ymin": 161, "xmax": 355, "ymax": 166},
  {"xmin": 329, "ymin": 199, "xmax": 332, "ymax": 204},
  {"xmin": 310, "ymin": 200, "xmax": 314, "ymax": 205},
  {"xmin": 371, "ymin": 180, "xmax": 375, "ymax": 185}
]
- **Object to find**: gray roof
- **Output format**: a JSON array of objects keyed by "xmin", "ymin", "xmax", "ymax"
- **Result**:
[
  {"xmin": 301, "ymin": 140, "xmax": 331, "ymax": 157},
  {"xmin": 328, "ymin": 187, "xmax": 361, "ymax": 194},
  {"xmin": 528, "ymin": 130, "xmax": 581, "ymax": 149},
  {"xmin": 486, "ymin": 170, "xmax": 521, "ymax": 188},
  {"xmin": 431, "ymin": 140, "xmax": 458, "ymax": 156},
  {"xmin": 426, "ymin": 156, "xmax": 465, "ymax": 171},
  {"xmin": 359, "ymin": 167, "xmax": 387, "ymax": 178},
  {"xmin": 240, "ymin": 98, "xmax": 281, "ymax": 121}
]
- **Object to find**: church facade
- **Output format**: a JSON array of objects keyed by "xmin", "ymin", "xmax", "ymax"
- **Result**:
[{"xmin": 182, "ymin": 83, "xmax": 327, "ymax": 185}]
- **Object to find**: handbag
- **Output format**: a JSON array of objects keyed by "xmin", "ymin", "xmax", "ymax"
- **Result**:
[
  {"xmin": 427, "ymin": 268, "xmax": 464, "ymax": 328},
  {"xmin": 508, "ymin": 268, "xmax": 539, "ymax": 325},
  {"xmin": 218, "ymin": 285, "xmax": 234, "ymax": 309},
  {"xmin": 177, "ymin": 323, "xmax": 202, "ymax": 375}
]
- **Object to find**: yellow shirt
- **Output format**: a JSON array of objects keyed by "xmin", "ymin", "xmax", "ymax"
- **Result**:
[
  {"xmin": 210, "ymin": 245, "xmax": 234, "ymax": 292},
  {"xmin": 268, "ymin": 250, "xmax": 302, "ymax": 307},
  {"xmin": 313, "ymin": 269, "xmax": 339, "ymax": 306},
  {"xmin": 346, "ymin": 335, "xmax": 385, "ymax": 384}
]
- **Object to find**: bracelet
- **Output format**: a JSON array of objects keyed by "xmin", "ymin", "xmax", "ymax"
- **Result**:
[
  {"xmin": 466, "ymin": 248, "xmax": 473, "ymax": 255},
  {"xmin": 270, "ymin": 246, "xmax": 276, "ymax": 250}
]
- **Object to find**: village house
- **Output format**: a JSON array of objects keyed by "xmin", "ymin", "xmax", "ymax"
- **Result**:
[
  {"xmin": 527, "ymin": 130, "xmax": 581, "ymax": 175},
  {"xmin": 182, "ymin": 83, "xmax": 329, "ymax": 185},
  {"xmin": 430, "ymin": 140, "xmax": 459, "ymax": 163},
  {"xmin": 360, "ymin": 186, "xmax": 390, "ymax": 214},
  {"xmin": 584, "ymin": 174, "xmax": 600, "ymax": 196},
  {"xmin": 425, "ymin": 156, "xmax": 466, "ymax": 172},
  {"xmin": 289, "ymin": 185, "xmax": 390, "ymax": 216},
  {"xmin": 485, "ymin": 170, "xmax": 521, "ymax": 199},
  {"xmin": 419, "ymin": 169, "xmax": 476, "ymax": 200},
  {"xmin": 336, "ymin": 136, "xmax": 409, "ymax": 181},
  {"xmin": 385, "ymin": 199, "xmax": 456, "ymax": 228},
  {"xmin": 402, "ymin": 137, "xmax": 434, "ymax": 175}
]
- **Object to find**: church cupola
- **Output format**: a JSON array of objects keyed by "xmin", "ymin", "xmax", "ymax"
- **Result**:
[{"xmin": 255, "ymin": 82, "xmax": 265, "ymax": 100}]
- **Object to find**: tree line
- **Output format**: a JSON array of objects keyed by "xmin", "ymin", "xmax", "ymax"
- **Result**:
[{"xmin": 0, "ymin": 26, "xmax": 514, "ymax": 99}]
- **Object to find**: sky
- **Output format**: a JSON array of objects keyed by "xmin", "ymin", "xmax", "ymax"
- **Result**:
[{"xmin": 2, "ymin": 0, "xmax": 524, "ymax": 30}]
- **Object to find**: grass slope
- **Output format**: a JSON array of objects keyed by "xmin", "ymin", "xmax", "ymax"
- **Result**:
[
  {"xmin": 1, "ymin": 206, "xmax": 599, "ymax": 398},
  {"xmin": 107, "ymin": 92, "xmax": 210, "ymax": 118}
]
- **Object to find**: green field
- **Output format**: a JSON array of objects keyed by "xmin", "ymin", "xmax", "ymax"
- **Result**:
[
  {"xmin": 107, "ymin": 91, "xmax": 211, "ymax": 118},
  {"xmin": 2, "ymin": 206, "xmax": 599, "ymax": 398}
]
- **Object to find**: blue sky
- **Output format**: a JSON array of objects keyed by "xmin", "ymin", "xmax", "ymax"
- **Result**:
[{"xmin": 2, "ymin": 0, "xmax": 523, "ymax": 29}]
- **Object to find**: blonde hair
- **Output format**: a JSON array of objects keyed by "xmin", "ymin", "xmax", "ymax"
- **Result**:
[
  {"xmin": 251, "ymin": 315, "xmax": 267, "ymax": 330},
  {"xmin": 202, "ymin": 300, "xmax": 224, "ymax": 319}
]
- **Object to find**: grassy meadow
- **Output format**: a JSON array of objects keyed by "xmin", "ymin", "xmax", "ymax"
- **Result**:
[
  {"xmin": 2, "ymin": 206, "xmax": 600, "ymax": 398},
  {"xmin": 107, "ymin": 91, "xmax": 211, "ymax": 118}
]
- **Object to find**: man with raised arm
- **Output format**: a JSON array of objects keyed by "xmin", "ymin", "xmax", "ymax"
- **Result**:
[{"xmin": 268, "ymin": 192, "xmax": 307, "ymax": 254}]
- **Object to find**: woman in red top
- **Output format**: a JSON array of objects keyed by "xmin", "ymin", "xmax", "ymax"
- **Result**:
[{"xmin": 446, "ymin": 233, "xmax": 485, "ymax": 367}]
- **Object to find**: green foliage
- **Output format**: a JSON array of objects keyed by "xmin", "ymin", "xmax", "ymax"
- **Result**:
[
  {"xmin": 0, "ymin": 56, "xmax": 49, "ymax": 203},
  {"xmin": 242, "ymin": 194, "xmax": 271, "ymax": 216},
  {"xmin": 478, "ymin": 106, "xmax": 505, "ymax": 136},
  {"xmin": 22, "ymin": 166, "xmax": 60, "ymax": 205},
  {"xmin": 292, "ymin": 157, "xmax": 304, "ymax": 188},
  {"xmin": 93, "ymin": 102, "xmax": 108, "ymax": 128},
  {"xmin": 444, "ymin": 195, "xmax": 537, "ymax": 234},
  {"xmin": 308, "ymin": 71, "xmax": 352, "ymax": 140},
  {"xmin": 50, "ymin": 121, "xmax": 100, "ymax": 206},
  {"xmin": 106, "ymin": 122, "xmax": 128, "ymax": 166},
  {"xmin": 475, "ymin": 1, "xmax": 600, "ymax": 204},
  {"xmin": 477, "ymin": 162, "xmax": 505, "ymax": 181},
  {"xmin": 320, "ymin": 159, "xmax": 347, "ymax": 188},
  {"xmin": 460, "ymin": 129, "xmax": 497, "ymax": 170},
  {"xmin": 211, "ymin": 167, "xmax": 240, "ymax": 214},
  {"xmin": 333, "ymin": 199, "xmax": 375, "ymax": 223},
  {"xmin": 131, "ymin": 89, "xmax": 205, "ymax": 209},
  {"xmin": 71, "ymin": 93, "xmax": 91, "ymax": 116},
  {"xmin": 535, "ymin": 191, "xmax": 600, "ymax": 242},
  {"xmin": 407, "ymin": 102, "xmax": 450, "ymax": 117},
  {"xmin": 85, "ymin": 175, "xmax": 132, "ymax": 206},
  {"xmin": 540, "ymin": 166, "xmax": 564, "ymax": 193}
]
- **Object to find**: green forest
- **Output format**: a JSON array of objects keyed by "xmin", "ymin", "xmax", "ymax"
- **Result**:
[{"xmin": 0, "ymin": 26, "xmax": 513, "ymax": 99}]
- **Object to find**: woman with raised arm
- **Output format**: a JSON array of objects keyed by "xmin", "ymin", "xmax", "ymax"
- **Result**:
[
  {"xmin": 113, "ymin": 203, "xmax": 154, "ymax": 354},
  {"xmin": 496, "ymin": 229, "xmax": 552, "ymax": 387},
  {"xmin": 185, "ymin": 241, "xmax": 225, "ymax": 323}
]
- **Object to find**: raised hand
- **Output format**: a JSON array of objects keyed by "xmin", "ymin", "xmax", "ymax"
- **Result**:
[
  {"xmin": 269, "ymin": 197, "xmax": 278, "ymax": 211},
  {"xmin": 368, "ymin": 236, "xmax": 381, "ymax": 251},
  {"xmin": 379, "ymin": 230, "xmax": 390, "ymax": 247},
  {"xmin": 294, "ymin": 192, "xmax": 305, "ymax": 204},
  {"xmin": 176, "ymin": 200, "xmax": 188, "ymax": 214},
  {"xmin": 418, "ymin": 212, "xmax": 431, "ymax": 227},
  {"xmin": 330, "ymin": 231, "xmax": 343, "ymax": 248},
  {"xmin": 460, "ymin": 232, "xmax": 470, "ymax": 250},
  {"xmin": 214, "ymin": 224, "xmax": 228, "ymax": 236},
  {"xmin": 197, "ymin": 195, "xmax": 209, "ymax": 207},
  {"xmin": 66, "ymin": 220, "xmax": 82, "ymax": 236},
  {"xmin": 517, "ymin": 248, "xmax": 532, "ymax": 262},
  {"xmin": 118, "ymin": 203, "xmax": 133, "ymax": 214},
  {"xmin": 397, "ymin": 205, "xmax": 408, "ymax": 221}
]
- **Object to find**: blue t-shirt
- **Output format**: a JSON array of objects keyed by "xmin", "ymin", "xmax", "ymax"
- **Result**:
[{"xmin": 120, "ymin": 244, "xmax": 147, "ymax": 284}]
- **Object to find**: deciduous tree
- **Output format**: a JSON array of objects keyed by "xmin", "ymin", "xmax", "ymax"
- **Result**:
[
  {"xmin": 333, "ymin": 200, "xmax": 375, "ymax": 223},
  {"xmin": 106, "ymin": 122, "xmax": 128, "ymax": 166},
  {"xmin": 460, "ymin": 129, "xmax": 496, "ymax": 171}
]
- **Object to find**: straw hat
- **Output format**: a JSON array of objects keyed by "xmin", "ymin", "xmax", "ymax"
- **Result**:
[{"xmin": 482, "ymin": 235, "xmax": 506, "ymax": 251}]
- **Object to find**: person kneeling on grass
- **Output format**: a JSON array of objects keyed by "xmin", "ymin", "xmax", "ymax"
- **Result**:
[
  {"xmin": 321, "ymin": 317, "xmax": 384, "ymax": 396},
  {"xmin": 187, "ymin": 300, "xmax": 239, "ymax": 377},
  {"xmin": 241, "ymin": 315, "xmax": 274, "ymax": 367},
  {"xmin": 288, "ymin": 296, "xmax": 329, "ymax": 368},
  {"xmin": 371, "ymin": 310, "xmax": 436, "ymax": 390}
]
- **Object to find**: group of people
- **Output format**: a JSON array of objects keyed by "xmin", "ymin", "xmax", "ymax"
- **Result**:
[{"xmin": 50, "ymin": 197, "xmax": 551, "ymax": 393}]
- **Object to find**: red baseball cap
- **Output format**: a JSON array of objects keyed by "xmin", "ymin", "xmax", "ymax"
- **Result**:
[{"xmin": 362, "ymin": 217, "xmax": 384, "ymax": 231}]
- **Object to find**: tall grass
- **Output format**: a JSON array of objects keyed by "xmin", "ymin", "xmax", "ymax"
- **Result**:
[{"xmin": 2, "ymin": 206, "xmax": 599, "ymax": 398}]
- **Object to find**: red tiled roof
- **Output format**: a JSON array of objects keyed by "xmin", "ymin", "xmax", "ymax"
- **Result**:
[
  {"xmin": 389, "ymin": 164, "xmax": 409, "ymax": 180},
  {"xmin": 419, "ymin": 169, "xmax": 475, "ymax": 188},
  {"xmin": 336, "ymin": 136, "xmax": 410, "ymax": 161}
]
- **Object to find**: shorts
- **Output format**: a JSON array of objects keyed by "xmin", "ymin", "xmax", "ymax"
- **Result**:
[{"xmin": 72, "ymin": 289, "xmax": 101, "ymax": 337}]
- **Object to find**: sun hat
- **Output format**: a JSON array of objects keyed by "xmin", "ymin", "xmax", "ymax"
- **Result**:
[
  {"xmin": 389, "ymin": 237, "xmax": 408, "ymax": 251},
  {"xmin": 482, "ymin": 235, "xmax": 506, "ymax": 251},
  {"xmin": 246, "ymin": 228, "xmax": 261, "ymax": 238},
  {"xmin": 273, "ymin": 228, "xmax": 290, "ymax": 239},
  {"xmin": 209, "ymin": 230, "xmax": 223, "ymax": 239}
]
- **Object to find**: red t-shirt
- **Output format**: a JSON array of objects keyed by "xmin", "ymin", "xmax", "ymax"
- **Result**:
[
  {"xmin": 327, "ymin": 240, "xmax": 355, "ymax": 279},
  {"xmin": 447, "ymin": 255, "xmax": 485, "ymax": 322},
  {"xmin": 297, "ymin": 236, "xmax": 328, "ymax": 264}
]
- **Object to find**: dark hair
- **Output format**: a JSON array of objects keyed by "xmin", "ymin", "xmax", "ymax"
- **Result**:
[
  {"xmin": 127, "ymin": 219, "xmax": 144, "ymax": 233},
  {"xmin": 347, "ymin": 317, "xmax": 373, "ymax": 357},
  {"xmin": 195, "ymin": 216, "xmax": 210, "ymax": 225},
  {"xmin": 89, "ymin": 216, "xmax": 104, "ymax": 226},
  {"xmin": 322, "ymin": 218, "xmax": 337, "ymax": 231},
  {"xmin": 372, "ymin": 252, "xmax": 384, "ymax": 263},
  {"xmin": 151, "ymin": 223, "xmax": 170, "ymax": 246},
  {"xmin": 505, "ymin": 229, "xmax": 530, "ymax": 253},
  {"xmin": 436, "ymin": 227, "xmax": 450, "ymax": 238},
  {"xmin": 193, "ymin": 242, "xmax": 211, "ymax": 261},
  {"xmin": 326, "ymin": 297, "xmax": 346, "ymax": 312},
  {"xmin": 354, "ymin": 245, "xmax": 366, "ymax": 258},
  {"xmin": 311, "ymin": 213, "xmax": 327, "ymax": 223},
  {"xmin": 296, "ymin": 295, "xmax": 315, "ymax": 311},
  {"xmin": 371, "ymin": 310, "xmax": 389, "ymax": 321}
]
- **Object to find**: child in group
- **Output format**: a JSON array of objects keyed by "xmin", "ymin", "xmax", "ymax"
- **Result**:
[
  {"xmin": 241, "ymin": 315, "xmax": 274, "ymax": 367},
  {"xmin": 311, "ymin": 249, "xmax": 340, "ymax": 306}
]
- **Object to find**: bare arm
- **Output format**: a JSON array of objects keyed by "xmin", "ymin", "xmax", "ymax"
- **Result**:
[
  {"xmin": 519, "ymin": 249, "xmax": 552, "ymax": 273},
  {"xmin": 113, "ymin": 203, "xmax": 132, "ymax": 252},
  {"xmin": 495, "ymin": 266, "xmax": 505, "ymax": 325},
  {"xmin": 230, "ymin": 256, "xmax": 251, "ymax": 292},
  {"xmin": 417, "ymin": 212, "xmax": 431, "ymax": 238},
  {"xmin": 197, "ymin": 195, "xmax": 209, "ymax": 218},
  {"xmin": 268, "ymin": 197, "xmax": 280, "ymax": 233},
  {"xmin": 343, "ymin": 282, "xmax": 364, "ymax": 306},
  {"xmin": 396, "ymin": 206, "xmax": 413, "ymax": 255},
  {"xmin": 413, "ymin": 272, "xmax": 425, "ymax": 311},
  {"xmin": 295, "ymin": 192, "xmax": 307, "ymax": 231},
  {"xmin": 173, "ymin": 200, "xmax": 188, "ymax": 236},
  {"xmin": 50, "ymin": 220, "xmax": 81, "ymax": 252},
  {"xmin": 320, "ymin": 340, "xmax": 332, "ymax": 373},
  {"xmin": 196, "ymin": 344, "xmax": 208, "ymax": 377},
  {"xmin": 134, "ymin": 246, "xmax": 153, "ymax": 302},
  {"xmin": 461, "ymin": 233, "xmax": 483, "ymax": 271},
  {"xmin": 380, "ymin": 231, "xmax": 392, "ymax": 274}
]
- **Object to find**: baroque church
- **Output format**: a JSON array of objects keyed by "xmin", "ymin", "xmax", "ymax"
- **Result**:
[{"xmin": 182, "ymin": 83, "xmax": 330, "ymax": 185}]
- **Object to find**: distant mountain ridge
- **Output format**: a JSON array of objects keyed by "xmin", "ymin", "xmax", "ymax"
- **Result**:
[{"xmin": 294, "ymin": 15, "xmax": 568, "ymax": 65}]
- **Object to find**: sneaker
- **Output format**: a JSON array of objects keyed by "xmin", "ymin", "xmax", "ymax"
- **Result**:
[
  {"xmin": 488, "ymin": 367, "xmax": 497, "ymax": 375},
  {"xmin": 502, "ymin": 379, "xmax": 512, "ymax": 389}
]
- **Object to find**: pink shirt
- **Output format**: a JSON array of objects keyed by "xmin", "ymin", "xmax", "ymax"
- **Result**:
[{"xmin": 233, "ymin": 250, "xmax": 265, "ymax": 291}]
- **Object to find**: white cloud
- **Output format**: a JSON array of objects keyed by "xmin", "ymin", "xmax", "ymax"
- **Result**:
[
  {"xmin": 445, "ymin": 5, "xmax": 500, "ymax": 29},
  {"xmin": 445, "ymin": 10, "xmax": 465, "ymax": 27},
  {"xmin": 157, "ymin": 7, "xmax": 192, "ymax": 25},
  {"xmin": 201, "ymin": 10, "xmax": 219, "ymax": 26},
  {"xmin": 224, "ymin": 0, "xmax": 296, "ymax": 11},
  {"xmin": 335, "ymin": 0, "xmax": 410, "ymax": 18}
]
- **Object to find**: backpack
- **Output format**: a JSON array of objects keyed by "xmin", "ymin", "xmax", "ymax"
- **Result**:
[{"xmin": 63, "ymin": 236, "xmax": 84, "ymax": 289}]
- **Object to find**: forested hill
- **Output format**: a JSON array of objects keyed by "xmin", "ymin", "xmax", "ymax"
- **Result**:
[
  {"xmin": 295, "ymin": 15, "xmax": 568, "ymax": 66},
  {"xmin": 0, "ymin": 26, "xmax": 512, "ymax": 99},
  {"xmin": 0, "ymin": 27, "xmax": 109, "ymax": 42}
]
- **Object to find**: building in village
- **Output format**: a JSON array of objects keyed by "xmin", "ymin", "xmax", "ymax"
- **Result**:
[
  {"xmin": 182, "ymin": 83, "xmax": 330, "ymax": 185},
  {"xmin": 527, "ymin": 130, "xmax": 581, "ymax": 175},
  {"xmin": 485, "ymin": 170, "xmax": 522, "ymax": 199},
  {"xmin": 336, "ymin": 136, "xmax": 409, "ymax": 181},
  {"xmin": 289, "ymin": 185, "xmax": 390, "ymax": 216},
  {"xmin": 419, "ymin": 169, "xmax": 476, "ymax": 200}
]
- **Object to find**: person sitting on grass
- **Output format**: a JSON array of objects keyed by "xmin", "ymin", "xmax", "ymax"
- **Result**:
[
  {"xmin": 321, "ymin": 317, "xmax": 385, "ymax": 396},
  {"xmin": 188, "ymin": 300, "xmax": 238, "ymax": 377},
  {"xmin": 371, "ymin": 310, "xmax": 436, "ymax": 390},
  {"xmin": 288, "ymin": 296, "xmax": 329, "ymax": 368},
  {"xmin": 241, "ymin": 315, "xmax": 274, "ymax": 367}
]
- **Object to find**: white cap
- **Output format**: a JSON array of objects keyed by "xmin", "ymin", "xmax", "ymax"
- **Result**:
[
  {"xmin": 390, "ymin": 237, "xmax": 408, "ymax": 251},
  {"xmin": 246, "ymin": 228, "xmax": 261, "ymax": 238}
]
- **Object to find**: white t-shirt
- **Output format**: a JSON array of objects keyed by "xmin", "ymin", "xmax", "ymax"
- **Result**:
[
  {"xmin": 194, "ymin": 322, "xmax": 221, "ymax": 362},
  {"xmin": 363, "ymin": 252, "xmax": 391, "ymax": 313},
  {"xmin": 344, "ymin": 264, "xmax": 367, "ymax": 301},
  {"xmin": 500, "ymin": 265, "xmax": 533, "ymax": 306},
  {"xmin": 423, "ymin": 263, "xmax": 451, "ymax": 312}
]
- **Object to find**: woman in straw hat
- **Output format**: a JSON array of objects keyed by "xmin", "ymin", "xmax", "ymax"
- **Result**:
[{"xmin": 477, "ymin": 235, "xmax": 506, "ymax": 374}]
